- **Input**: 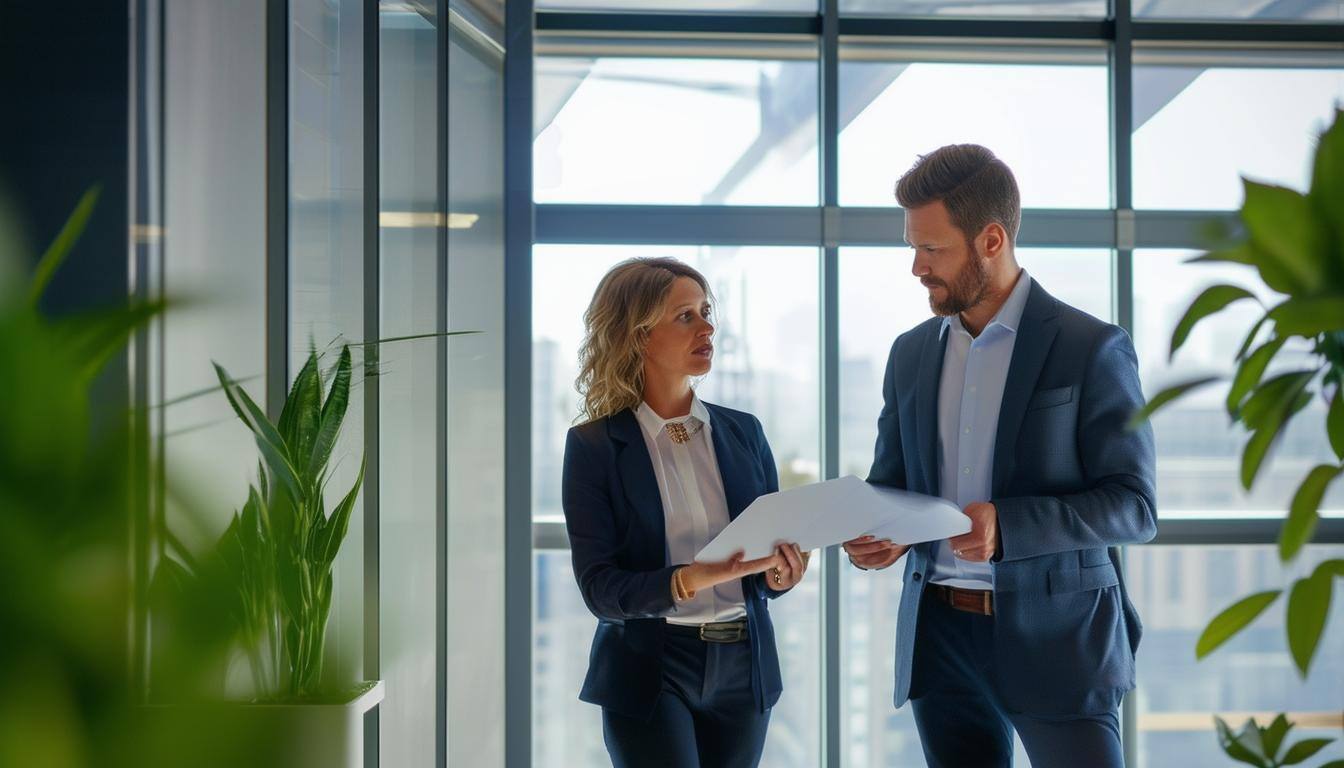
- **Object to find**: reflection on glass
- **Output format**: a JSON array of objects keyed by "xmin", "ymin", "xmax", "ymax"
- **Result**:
[
  {"xmin": 1133, "ymin": 0, "xmax": 1343, "ymax": 20},
  {"xmin": 1133, "ymin": 64, "xmax": 1344, "ymax": 209},
  {"xmin": 531, "ymin": 245, "xmax": 821, "ymax": 767},
  {"xmin": 839, "ymin": 0, "xmax": 1104, "ymax": 16},
  {"xmin": 1127, "ymin": 545, "xmax": 1344, "ymax": 768},
  {"xmin": 535, "ymin": 56, "xmax": 819, "ymax": 205},
  {"xmin": 1133, "ymin": 250, "xmax": 1343, "ymax": 516},
  {"xmin": 379, "ymin": 3, "xmax": 439, "ymax": 764},
  {"xmin": 288, "ymin": 0, "xmax": 366, "ymax": 687},
  {"xmin": 838, "ymin": 60, "xmax": 1110, "ymax": 208},
  {"xmin": 836, "ymin": 246, "xmax": 1111, "ymax": 766}
]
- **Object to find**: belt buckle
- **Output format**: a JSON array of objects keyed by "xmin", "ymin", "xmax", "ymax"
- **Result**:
[{"xmin": 699, "ymin": 622, "xmax": 744, "ymax": 643}]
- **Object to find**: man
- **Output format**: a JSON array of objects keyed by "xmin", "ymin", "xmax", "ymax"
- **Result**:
[{"xmin": 843, "ymin": 144, "xmax": 1156, "ymax": 767}]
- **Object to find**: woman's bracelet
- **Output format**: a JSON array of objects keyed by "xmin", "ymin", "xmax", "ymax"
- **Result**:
[{"xmin": 672, "ymin": 566, "xmax": 696, "ymax": 602}]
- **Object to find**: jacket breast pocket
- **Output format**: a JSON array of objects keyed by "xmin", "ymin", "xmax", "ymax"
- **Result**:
[{"xmin": 1027, "ymin": 385, "xmax": 1073, "ymax": 411}]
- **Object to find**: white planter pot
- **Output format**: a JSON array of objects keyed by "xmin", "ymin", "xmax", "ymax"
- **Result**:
[{"xmin": 245, "ymin": 680, "xmax": 385, "ymax": 768}]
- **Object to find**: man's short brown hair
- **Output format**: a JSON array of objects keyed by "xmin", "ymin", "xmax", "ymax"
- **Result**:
[{"xmin": 894, "ymin": 144, "xmax": 1021, "ymax": 245}]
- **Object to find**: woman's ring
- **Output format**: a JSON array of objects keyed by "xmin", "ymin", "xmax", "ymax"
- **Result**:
[{"xmin": 772, "ymin": 568, "xmax": 782, "ymax": 585}]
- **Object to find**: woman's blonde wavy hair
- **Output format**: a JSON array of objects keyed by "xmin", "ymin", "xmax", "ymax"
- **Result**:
[{"xmin": 575, "ymin": 257, "xmax": 713, "ymax": 424}]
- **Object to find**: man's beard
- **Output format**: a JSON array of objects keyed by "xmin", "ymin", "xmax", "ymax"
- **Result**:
[{"xmin": 926, "ymin": 245, "xmax": 990, "ymax": 317}]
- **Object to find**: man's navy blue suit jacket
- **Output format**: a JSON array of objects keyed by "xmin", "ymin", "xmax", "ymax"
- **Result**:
[{"xmin": 870, "ymin": 278, "xmax": 1158, "ymax": 717}]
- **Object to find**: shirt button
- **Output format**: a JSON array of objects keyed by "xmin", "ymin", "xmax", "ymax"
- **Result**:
[{"xmin": 963, "ymin": 467, "xmax": 971, "ymax": 475}]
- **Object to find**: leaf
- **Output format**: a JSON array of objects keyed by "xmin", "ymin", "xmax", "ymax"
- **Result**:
[
  {"xmin": 1240, "ymin": 371, "xmax": 1316, "ymax": 430},
  {"xmin": 1128, "ymin": 375, "xmax": 1223, "ymax": 430},
  {"xmin": 1241, "ymin": 180, "xmax": 1330, "ymax": 294},
  {"xmin": 1281, "ymin": 464, "xmax": 1344, "ymax": 561},
  {"xmin": 1309, "ymin": 109, "xmax": 1344, "ymax": 252},
  {"xmin": 1241, "ymin": 389, "xmax": 1311, "ymax": 490},
  {"xmin": 28, "ymin": 186, "xmax": 100, "ymax": 307},
  {"xmin": 1216, "ymin": 717, "xmax": 1271, "ymax": 768},
  {"xmin": 1268, "ymin": 296, "xmax": 1344, "ymax": 338},
  {"xmin": 1318, "ymin": 761, "xmax": 1344, "ymax": 768},
  {"xmin": 1329, "ymin": 392, "xmax": 1344, "ymax": 461},
  {"xmin": 1227, "ymin": 337, "xmax": 1288, "ymax": 417},
  {"xmin": 1286, "ymin": 573, "xmax": 1332, "ymax": 678},
  {"xmin": 1198, "ymin": 590, "xmax": 1281, "ymax": 659},
  {"xmin": 1169, "ymin": 284, "xmax": 1259, "ymax": 360},
  {"xmin": 1315, "ymin": 559, "xmax": 1344, "ymax": 579},
  {"xmin": 1281, "ymin": 737, "xmax": 1333, "ymax": 765},
  {"xmin": 314, "ymin": 456, "xmax": 364, "ymax": 567},
  {"xmin": 1235, "ymin": 315, "xmax": 1271, "ymax": 362},
  {"xmin": 277, "ymin": 353, "xmax": 318, "ymax": 455},
  {"xmin": 307, "ymin": 345, "xmax": 351, "ymax": 482},
  {"xmin": 1261, "ymin": 714, "xmax": 1293, "ymax": 763},
  {"xmin": 214, "ymin": 362, "xmax": 302, "ymax": 498},
  {"xmin": 1190, "ymin": 242, "xmax": 1300, "ymax": 297}
]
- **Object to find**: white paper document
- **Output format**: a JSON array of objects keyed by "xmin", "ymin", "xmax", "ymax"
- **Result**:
[{"xmin": 696, "ymin": 475, "xmax": 971, "ymax": 561}]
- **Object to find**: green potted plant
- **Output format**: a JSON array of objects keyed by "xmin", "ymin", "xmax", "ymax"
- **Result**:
[{"xmin": 1133, "ymin": 108, "xmax": 1344, "ymax": 767}]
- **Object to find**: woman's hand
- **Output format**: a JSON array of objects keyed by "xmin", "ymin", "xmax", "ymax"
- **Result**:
[
  {"xmin": 681, "ymin": 549, "xmax": 784, "ymax": 595},
  {"xmin": 765, "ymin": 542, "xmax": 810, "ymax": 591}
]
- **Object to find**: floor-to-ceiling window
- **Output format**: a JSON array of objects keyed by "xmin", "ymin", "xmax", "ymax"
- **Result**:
[{"xmin": 524, "ymin": 3, "xmax": 1344, "ymax": 767}]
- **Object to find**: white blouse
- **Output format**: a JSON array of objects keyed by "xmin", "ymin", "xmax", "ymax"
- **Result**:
[{"xmin": 634, "ymin": 396, "xmax": 747, "ymax": 625}]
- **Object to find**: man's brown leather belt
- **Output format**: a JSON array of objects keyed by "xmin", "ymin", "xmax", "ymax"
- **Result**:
[{"xmin": 928, "ymin": 583, "xmax": 994, "ymax": 616}]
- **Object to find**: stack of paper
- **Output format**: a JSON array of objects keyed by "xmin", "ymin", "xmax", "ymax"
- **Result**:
[{"xmin": 697, "ymin": 475, "xmax": 970, "ymax": 561}]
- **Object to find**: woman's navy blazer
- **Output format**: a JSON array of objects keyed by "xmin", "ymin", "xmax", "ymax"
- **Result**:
[{"xmin": 561, "ymin": 402, "xmax": 788, "ymax": 720}]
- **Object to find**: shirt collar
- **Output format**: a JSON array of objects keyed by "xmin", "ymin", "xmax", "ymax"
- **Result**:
[
  {"xmin": 939, "ymin": 268, "xmax": 1032, "ymax": 340},
  {"xmin": 634, "ymin": 393, "xmax": 712, "ymax": 436}
]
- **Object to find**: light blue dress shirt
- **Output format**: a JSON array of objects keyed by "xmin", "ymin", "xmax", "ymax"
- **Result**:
[{"xmin": 930, "ymin": 268, "xmax": 1032, "ymax": 590}]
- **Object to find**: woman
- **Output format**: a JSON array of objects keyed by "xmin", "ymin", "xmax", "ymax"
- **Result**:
[{"xmin": 562, "ymin": 257, "xmax": 810, "ymax": 768}]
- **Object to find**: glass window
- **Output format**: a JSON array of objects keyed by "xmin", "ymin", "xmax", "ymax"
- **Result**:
[
  {"xmin": 1132, "ymin": 250, "xmax": 1343, "ymax": 517},
  {"xmin": 379, "ymin": 3, "xmax": 441, "ymax": 764},
  {"xmin": 1127, "ymin": 545, "xmax": 1344, "ymax": 768},
  {"xmin": 1133, "ymin": 56, "xmax": 1344, "ymax": 210},
  {"xmin": 839, "ymin": 52, "xmax": 1111, "ymax": 208},
  {"xmin": 162, "ymin": 0, "xmax": 268, "ymax": 550},
  {"xmin": 839, "ymin": 0, "xmax": 1104, "ymax": 17},
  {"xmin": 534, "ymin": 52, "xmax": 819, "ymax": 205},
  {"xmin": 288, "ymin": 0, "xmax": 366, "ymax": 685},
  {"xmin": 531, "ymin": 244, "xmax": 821, "ymax": 767},
  {"xmin": 837, "ymin": 246, "xmax": 1111, "ymax": 766},
  {"xmin": 1133, "ymin": 0, "xmax": 1344, "ymax": 21}
]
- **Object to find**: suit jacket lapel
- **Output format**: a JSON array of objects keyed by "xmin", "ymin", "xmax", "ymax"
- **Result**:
[
  {"xmin": 609, "ymin": 409, "xmax": 667, "ymax": 562},
  {"xmin": 707, "ymin": 405, "xmax": 752, "ymax": 521},
  {"xmin": 915, "ymin": 324, "xmax": 947, "ymax": 497},
  {"xmin": 992, "ymin": 280, "xmax": 1060, "ymax": 497}
]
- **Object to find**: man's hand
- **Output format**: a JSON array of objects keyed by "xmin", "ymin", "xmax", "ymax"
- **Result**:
[
  {"xmin": 947, "ymin": 501, "xmax": 998, "ymax": 563},
  {"xmin": 842, "ymin": 535, "xmax": 909, "ymax": 570}
]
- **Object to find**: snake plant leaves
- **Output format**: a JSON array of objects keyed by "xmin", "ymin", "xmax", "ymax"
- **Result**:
[
  {"xmin": 1286, "ymin": 571, "xmax": 1332, "ymax": 678},
  {"xmin": 1198, "ymin": 590, "xmax": 1281, "ymax": 660},
  {"xmin": 1227, "ymin": 337, "xmax": 1288, "ymax": 417},
  {"xmin": 1241, "ymin": 180, "xmax": 1331, "ymax": 295},
  {"xmin": 1281, "ymin": 464, "xmax": 1344, "ymax": 561},
  {"xmin": 277, "ymin": 352, "xmax": 318, "ymax": 461},
  {"xmin": 315, "ymin": 456, "xmax": 364, "ymax": 568},
  {"xmin": 1169, "ymin": 284, "xmax": 1258, "ymax": 361},
  {"xmin": 308, "ymin": 345, "xmax": 352, "ymax": 484},
  {"xmin": 1127, "ymin": 375, "xmax": 1223, "ymax": 429},
  {"xmin": 214, "ymin": 362, "xmax": 302, "ymax": 499}
]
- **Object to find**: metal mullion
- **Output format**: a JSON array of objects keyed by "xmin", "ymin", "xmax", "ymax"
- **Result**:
[
  {"xmin": 363, "ymin": 2, "xmax": 381, "ymax": 765},
  {"xmin": 820, "ymin": 1, "xmax": 841, "ymax": 767},
  {"xmin": 1132, "ymin": 20, "xmax": 1344, "ymax": 44},
  {"xmin": 266, "ymin": 0, "xmax": 290, "ymax": 422},
  {"xmin": 838, "ymin": 17, "xmax": 1113, "ymax": 39},
  {"xmin": 503, "ymin": 1, "xmax": 535, "ymax": 766},
  {"xmin": 536, "ymin": 11, "xmax": 820, "ymax": 35}
]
